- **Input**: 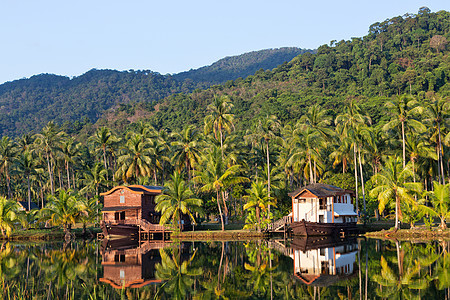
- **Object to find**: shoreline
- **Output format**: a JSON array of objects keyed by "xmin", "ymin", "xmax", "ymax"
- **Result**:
[
  {"xmin": 172, "ymin": 229, "xmax": 266, "ymax": 241},
  {"xmin": 364, "ymin": 228, "xmax": 450, "ymax": 240}
]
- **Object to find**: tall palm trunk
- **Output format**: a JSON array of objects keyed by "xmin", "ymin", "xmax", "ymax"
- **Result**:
[
  {"xmin": 401, "ymin": 120, "xmax": 406, "ymax": 168},
  {"xmin": 103, "ymin": 146, "xmax": 109, "ymax": 185},
  {"xmin": 256, "ymin": 206, "xmax": 261, "ymax": 233},
  {"xmin": 66, "ymin": 161, "xmax": 71, "ymax": 189},
  {"xmin": 353, "ymin": 144, "xmax": 359, "ymax": 217},
  {"xmin": 27, "ymin": 174, "xmax": 31, "ymax": 211},
  {"xmin": 438, "ymin": 122, "xmax": 446, "ymax": 184},
  {"xmin": 221, "ymin": 191, "xmax": 229, "ymax": 225},
  {"xmin": 395, "ymin": 194, "xmax": 400, "ymax": 230},
  {"xmin": 358, "ymin": 147, "xmax": 366, "ymax": 215},
  {"xmin": 266, "ymin": 140, "xmax": 271, "ymax": 217},
  {"xmin": 46, "ymin": 152, "xmax": 54, "ymax": 195},
  {"xmin": 216, "ymin": 189, "xmax": 224, "ymax": 231},
  {"xmin": 309, "ymin": 153, "xmax": 314, "ymax": 184}
]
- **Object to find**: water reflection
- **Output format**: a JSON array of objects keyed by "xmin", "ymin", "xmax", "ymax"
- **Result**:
[
  {"xmin": 288, "ymin": 237, "xmax": 358, "ymax": 286},
  {"xmin": 99, "ymin": 238, "xmax": 167, "ymax": 289},
  {"xmin": 1, "ymin": 238, "xmax": 450, "ymax": 299}
]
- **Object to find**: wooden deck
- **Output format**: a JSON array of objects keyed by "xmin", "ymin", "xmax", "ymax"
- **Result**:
[{"xmin": 101, "ymin": 219, "xmax": 174, "ymax": 240}]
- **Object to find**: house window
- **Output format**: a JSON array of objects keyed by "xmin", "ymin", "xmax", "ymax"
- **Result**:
[
  {"xmin": 120, "ymin": 270, "xmax": 125, "ymax": 279},
  {"xmin": 120, "ymin": 196, "xmax": 125, "ymax": 204}
]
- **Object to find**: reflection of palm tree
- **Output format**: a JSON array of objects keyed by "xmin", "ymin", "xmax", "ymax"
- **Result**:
[
  {"xmin": 372, "ymin": 241, "xmax": 438, "ymax": 299},
  {"xmin": 155, "ymin": 246, "xmax": 202, "ymax": 300},
  {"xmin": 0, "ymin": 243, "xmax": 23, "ymax": 280}
]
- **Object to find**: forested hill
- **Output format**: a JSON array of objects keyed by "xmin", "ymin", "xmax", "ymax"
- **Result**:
[
  {"xmin": 0, "ymin": 47, "xmax": 308, "ymax": 137},
  {"xmin": 172, "ymin": 47, "xmax": 312, "ymax": 85},
  {"xmin": 141, "ymin": 8, "xmax": 450, "ymax": 132}
]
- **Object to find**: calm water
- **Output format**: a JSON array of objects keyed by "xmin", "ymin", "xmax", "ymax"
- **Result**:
[{"xmin": 1, "ymin": 237, "xmax": 450, "ymax": 299}]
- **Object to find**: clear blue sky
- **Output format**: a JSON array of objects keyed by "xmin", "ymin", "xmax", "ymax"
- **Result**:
[{"xmin": 0, "ymin": 0, "xmax": 448, "ymax": 84}]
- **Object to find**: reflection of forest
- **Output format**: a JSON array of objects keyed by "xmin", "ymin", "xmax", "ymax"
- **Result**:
[{"xmin": 0, "ymin": 239, "xmax": 450, "ymax": 299}]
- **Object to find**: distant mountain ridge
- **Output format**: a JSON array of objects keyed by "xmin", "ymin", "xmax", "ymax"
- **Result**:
[
  {"xmin": 0, "ymin": 47, "xmax": 310, "ymax": 137},
  {"xmin": 173, "ymin": 47, "xmax": 312, "ymax": 84}
]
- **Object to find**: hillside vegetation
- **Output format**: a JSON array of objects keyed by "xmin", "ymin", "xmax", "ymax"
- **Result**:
[
  {"xmin": 144, "ymin": 7, "xmax": 450, "ymax": 133},
  {"xmin": 0, "ymin": 48, "xmax": 307, "ymax": 137}
]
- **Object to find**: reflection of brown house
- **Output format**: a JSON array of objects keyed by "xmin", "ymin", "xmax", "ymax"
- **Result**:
[
  {"xmin": 100, "ymin": 185, "xmax": 171, "ymax": 238},
  {"xmin": 100, "ymin": 240, "xmax": 169, "ymax": 289}
]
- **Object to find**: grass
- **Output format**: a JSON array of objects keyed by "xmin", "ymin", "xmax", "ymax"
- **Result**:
[{"xmin": 1, "ymin": 225, "xmax": 102, "ymax": 241}]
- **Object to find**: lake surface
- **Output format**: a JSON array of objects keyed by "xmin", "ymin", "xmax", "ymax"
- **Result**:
[{"xmin": 1, "ymin": 237, "xmax": 450, "ymax": 299}]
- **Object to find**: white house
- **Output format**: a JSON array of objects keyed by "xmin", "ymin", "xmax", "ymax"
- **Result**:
[{"xmin": 289, "ymin": 183, "xmax": 357, "ymax": 224}]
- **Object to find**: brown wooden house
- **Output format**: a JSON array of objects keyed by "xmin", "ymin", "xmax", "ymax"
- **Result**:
[{"xmin": 100, "ymin": 185, "xmax": 171, "ymax": 239}]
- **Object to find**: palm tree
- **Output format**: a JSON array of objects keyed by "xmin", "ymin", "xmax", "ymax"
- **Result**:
[
  {"xmin": 15, "ymin": 150, "xmax": 38, "ymax": 211},
  {"xmin": 405, "ymin": 132, "xmax": 437, "ymax": 183},
  {"xmin": 336, "ymin": 101, "xmax": 371, "ymax": 216},
  {"xmin": 383, "ymin": 95, "xmax": 425, "ymax": 168},
  {"xmin": 195, "ymin": 146, "xmax": 248, "ymax": 230},
  {"xmin": 370, "ymin": 157, "xmax": 421, "ymax": 230},
  {"xmin": 245, "ymin": 115, "xmax": 280, "ymax": 216},
  {"xmin": 204, "ymin": 95, "xmax": 235, "ymax": 158},
  {"xmin": 155, "ymin": 171, "xmax": 202, "ymax": 231},
  {"xmin": 115, "ymin": 134, "xmax": 154, "ymax": 184},
  {"xmin": 427, "ymin": 181, "xmax": 450, "ymax": 229},
  {"xmin": 59, "ymin": 138, "xmax": 80, "ymax": 190},
  {"xmin": 0, "ymin": 136, "xmax": 17, "ymax": 198},
  {"xmin": 243, "ymin": 181, "xmax": 276, "ymax": 232},
  {"xmin": 78, "ymin": 196, "xmax": 102, "ymax": 233},
  {"xmin": 80, "ymin": 163, "xmax": 108, "ymax": 197},
  {"xmin": 34, "ymin": 122, "xmax": 63, "ymax": 195},
  {"xmin": 288, "ymin": 125, "xmax": 324, "ymax": 184},
  {"xmin": 0, "ymin": 196, "xmax": 20, "ymax": 237},
  {"xmin": 89, "ymin": 127, "xmax": 117, "ymax": 180},
  {"xmin": 171, "ymin": 125, "xmax": 202, "ymax": 183},
  {"xmin": 422, "ymin": 96, "xmax": 450, "ymax": 184},
  {"xmin": 41, "ymin": 189, "xmax": 84, "ymax": 240}
]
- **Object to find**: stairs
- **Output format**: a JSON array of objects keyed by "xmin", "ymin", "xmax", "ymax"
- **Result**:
[{"xmin": 266, "ymin": 215, "xmax": 292, "ymax": 232}]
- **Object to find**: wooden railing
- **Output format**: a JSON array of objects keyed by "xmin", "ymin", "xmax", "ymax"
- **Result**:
[
  {"xmin": 266, "ymin": 215, "xmax": 292, "ymax": 232},
  {"xmin": 102, "ymin": 219, "xmax": 174, "ymax": 232}
]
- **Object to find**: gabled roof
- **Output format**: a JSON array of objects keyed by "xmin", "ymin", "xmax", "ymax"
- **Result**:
[
  {"xmin": 288, "ymin": 183, "xmax": 354, "ymax": 198},
  {"xmin": 100, "ymin": 185, "xmax": 164, "ymax": 196}
]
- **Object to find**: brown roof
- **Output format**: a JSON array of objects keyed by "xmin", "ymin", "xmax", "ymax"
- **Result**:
[
  {"xmin": 100, "ymin": 185, "xmax": 164, "ymax": 196},
  {"xmin": 288, "ymin": 183, "xmax": 354, "ymax": 198}
]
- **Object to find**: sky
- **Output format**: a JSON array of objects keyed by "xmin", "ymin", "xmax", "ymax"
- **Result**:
[{"xmin": 0, "ymin": 0, "xmax": 448, "ymax": 84}]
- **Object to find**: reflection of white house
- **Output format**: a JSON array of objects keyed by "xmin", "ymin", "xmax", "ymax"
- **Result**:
[{"xmin": 291, "ymin": 241, "xmax": 358, "ymax": 285}]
